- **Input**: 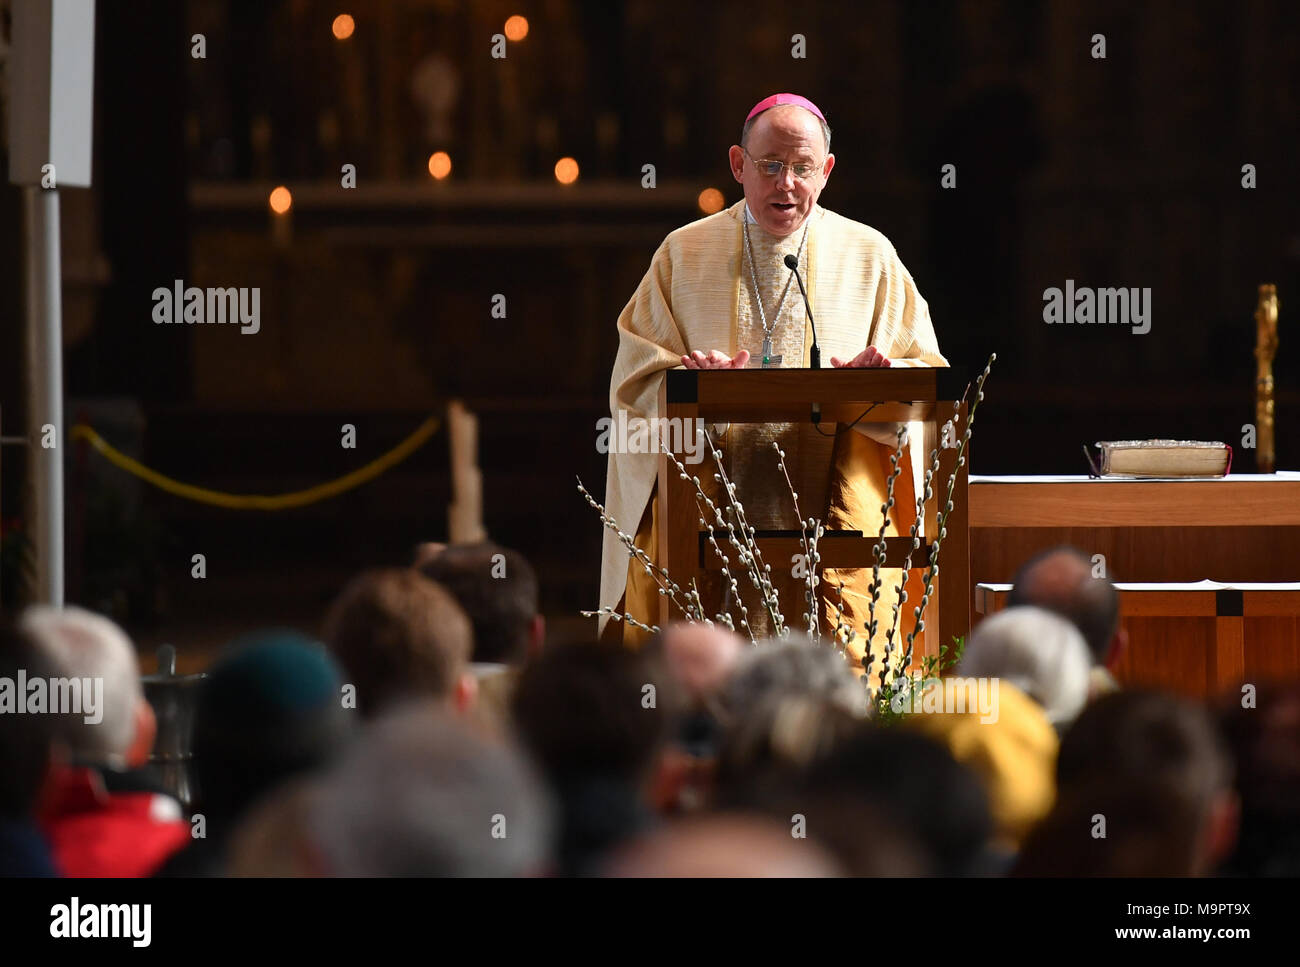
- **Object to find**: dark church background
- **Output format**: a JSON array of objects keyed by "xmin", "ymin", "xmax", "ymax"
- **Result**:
[{"xmin": 2, "ymin": 0, "xmax": 1297, "ymax": 661}]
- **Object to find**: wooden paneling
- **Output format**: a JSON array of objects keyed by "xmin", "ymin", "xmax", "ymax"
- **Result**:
[
  {"xmin": 971, "ymin": 524, "xmax": 1300, "ymax": 625},
  {"xmin": 973, "ymin": 526, "xmax": 1300, "ymax": 584},
  {"xmin": 1115, "ymin": 617, "xmax": 1214, "ymax": 697},
  {"xmin": 1212, "ymin": 616, "xmax": 1246, "ymax": 695},
  {"xmin": 977, "ymin": 587, "xmax": 1300, "ymax": 698},
  {"xmin": 1243, "ymin": 617, "xmax": 1300, "ymax": 686}
]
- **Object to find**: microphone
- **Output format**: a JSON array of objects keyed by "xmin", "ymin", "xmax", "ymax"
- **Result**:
[
  {"xmin": 784, "ymin": 254, "xmax": 820, "ymax": 369},
  {"xmin": 785, "ymin": 253, "xmax": 822, "ymax": 425}
]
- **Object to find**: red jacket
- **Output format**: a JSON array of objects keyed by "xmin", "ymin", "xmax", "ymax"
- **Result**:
[{"xmin": 38, "ymin": 765, "xmax": 190, "ymax": 877}]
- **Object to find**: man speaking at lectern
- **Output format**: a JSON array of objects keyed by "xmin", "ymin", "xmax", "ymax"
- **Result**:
[{"xmin": 601, "ymin": 93, "xmax": 947, "ymax": 666}]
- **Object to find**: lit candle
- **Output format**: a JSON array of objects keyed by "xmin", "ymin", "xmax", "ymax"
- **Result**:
[{"xmin": 269, "ymin": 185, "xmax": 293, "ymax": 248}]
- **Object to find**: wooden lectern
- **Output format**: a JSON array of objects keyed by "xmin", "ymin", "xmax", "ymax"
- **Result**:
[{"xmin": 657, "ymin": 367, "xmax": 970, "ymax": 664}]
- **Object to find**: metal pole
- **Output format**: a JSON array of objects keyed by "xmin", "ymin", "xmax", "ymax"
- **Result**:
[{"xmin": 23, "ymin": 185, "xmax": 64, "ymax": 606}]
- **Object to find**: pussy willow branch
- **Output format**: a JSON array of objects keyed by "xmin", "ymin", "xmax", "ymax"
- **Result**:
[
  {"xmin": 831, "ymin": 579, "xmax": 847, "ymax": 649},
  {"xmin": 666, "ymin": 448, "xmax": 744, "ymax": 632},
  {"xmin": 874, "ymin": 426, "xmax": 910, "ymax": 689},
  {"xmin": 580, "ymin": 606, "xmax": 660, "ymax": 635},
  {"xmin": 577, "ymin": 477, "xmax": 701, "ymax": 621},
  {"xmin": 660, "ymin": 441, "xmax": 767, "ymax": 641},
  {"xmin": 684, "ymin": 579, "xmax": 711, "ymax": 629},
  {"xmin": 724, "ymin": 500, "xmax": 785, "ymax": 636},
  {"xmin": 889, "ymin": 438, "xmax": 940, "ymax": 681},
  {"xmin": 907, "ymin": 353, "xmax": 997, "ymax": 654},
  {"xmin": 832, "ymin": 577, "xmax": 860, "ymax": 668},
  {"xmin": 701, "ymin": 516, "xmax": 752, "ymax": 643},
  {"xmin": 866, "ymin": 426, "xmax": 906, "ymax": 652},
  {"xmin": 774, "ymin": 442, "xmax": 819, "ymax": 638},
  {"xmin": 805, "ymin": 519, "xmax": 824, "ymax": 638},
  {"xmin": 702, "ymin": 431, "xmax": 784, "ymax": 636}
]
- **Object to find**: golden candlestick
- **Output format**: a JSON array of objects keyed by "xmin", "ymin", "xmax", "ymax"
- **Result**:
[{"xmin": 1254, "ymin": 284, "xmax": 1279, "ymax": 473}]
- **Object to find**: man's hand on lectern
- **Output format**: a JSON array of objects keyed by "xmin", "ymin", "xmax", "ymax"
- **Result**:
[
  {"xmin": 680, "ymin": 349, "xmax": 751, "ymax": 370},
  {"xmin": 830, "ymin": 346, "xmax": 892, "ymax": 368}
]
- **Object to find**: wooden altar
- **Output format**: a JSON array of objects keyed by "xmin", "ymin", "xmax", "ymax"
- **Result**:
[
  {"xmin": 969, "ymin": 473, "xmax": 1300, "ymax": 696},
  {"xmin": 969, "ymin": 473, "xmax": 1300, "ymax": 591}
]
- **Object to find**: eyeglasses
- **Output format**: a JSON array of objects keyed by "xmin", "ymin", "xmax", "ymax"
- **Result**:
[{"xmin": 742, "ymin": 146, "xmax": 823, "ymax": 181}]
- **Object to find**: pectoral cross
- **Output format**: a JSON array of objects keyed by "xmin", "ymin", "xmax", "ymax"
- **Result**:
[{"xmin": 761, "ymin": 335, "xmax": 782, "ymax": 368}]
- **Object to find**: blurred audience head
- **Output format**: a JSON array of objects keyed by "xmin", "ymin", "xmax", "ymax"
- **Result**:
[
  {"xmin": 715, "ymin": 695, "xmax": 861, "ymax": 809},
  {"xmin": 712, "ymin": 638, "xmax": 865, "ymax": 808},
  {"xmin": 417, "ymin": 541, "xmax": 543, "ymax": 665},
  {"xmin": 308, "ymin": 701, "xmax": 553, "ymax": 876},
  {"xmin": 1217, "ymin": 680, "xmax": 1300, "ymax": 876},
  {"xmin": 799, "ymin": 726, "xmax": 995, "ymax": 875},
  {"xmin": 604, "ymin": 813, "xmax": 843, "ymax": 877},
  {"xmin": 192, "ymin": 630, "xmax": 352, "ymax": 824},
  {"xmin": 226, "ymin": 777, "xmax": 321, "ymax": 877},
  {"xmin": 0, "ymin": 621, "xmax": 66, "ymax": 821},
  {"xmin": 1015, "ymin": 689, "xmax": 1237, "ymax": 876},
  {"xmin": 21, "ymin": 605, "xmax": 152, "ymax": 769},
  {"xmin": 960, "ymin": 605, "xmax": 1092, "ymax": 728},
  {"xmin": 652, "ymin": 622, "xmax": 745, "ymax": 703},
  {"xmin": 725, "ymin": 636, "xmax": 866, "ymax": 721},
  {"xmin": 512, "ymin": 639, "xmax": 679, "ymax": 787},
  {"xmin": 0, "ymin": 621, "xmax": 75, "ymax": 876},
  {"xmin": 645, "ymin": 622, "xmax": 746, "ymax": 763},
  {"xmin": 323, "ymin": 567, "xmax": 474, "ymax": 717},
  {"xmin": 1008, "ymin": 545, "xmax": 1124, "ymax": 667},
  {"xmin": 511, "ymin": 639, "xmax": 680, "ymax": 873}
]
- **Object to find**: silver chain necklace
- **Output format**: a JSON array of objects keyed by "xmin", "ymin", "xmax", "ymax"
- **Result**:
[{"xmin": 743, "ymin": 216, "xmax": 809, "ymax": 368}]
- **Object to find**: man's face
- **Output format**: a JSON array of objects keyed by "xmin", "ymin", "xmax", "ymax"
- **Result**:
[{"xmin": 728, "ymin": 105, "xmax": 835, "ymax": 238}]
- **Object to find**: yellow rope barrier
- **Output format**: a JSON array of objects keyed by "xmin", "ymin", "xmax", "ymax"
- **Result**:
[{"xmin": 69, "ymin": 415, "xmax": 441, "ymax": 511}]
